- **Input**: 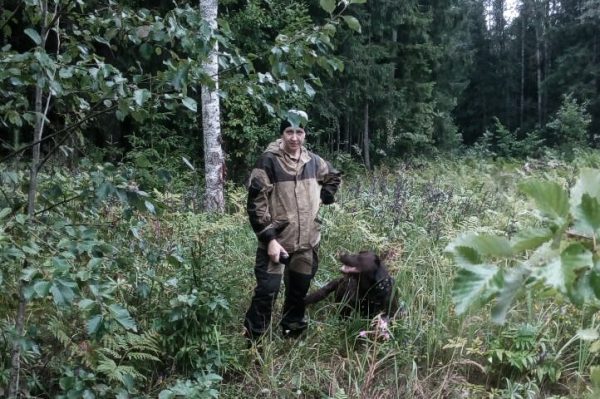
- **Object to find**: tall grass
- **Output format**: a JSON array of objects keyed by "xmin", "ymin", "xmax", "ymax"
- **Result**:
[{"xmin": 197, "ymin": 152, "xmax": 600, "ymax": 398}]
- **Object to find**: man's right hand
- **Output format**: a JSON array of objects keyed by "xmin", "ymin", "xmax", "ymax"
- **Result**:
[{"xmin": 268, "ymin": 239, "xmax": 288, "ymax": 263}]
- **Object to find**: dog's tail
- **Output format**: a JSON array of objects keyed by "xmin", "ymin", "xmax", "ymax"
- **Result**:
[{"xmin": 304, "ymin": 278, "xmax": 343, "ymax": 305}]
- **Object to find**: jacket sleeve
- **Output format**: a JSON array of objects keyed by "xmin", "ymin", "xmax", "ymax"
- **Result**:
[
  {"xmin": 316, "ymin": 157, "xmax": 342, "ymax": 205},
  {"xmin": 247, "ymin": 157, "xmax": 280, "ymax": 244}
]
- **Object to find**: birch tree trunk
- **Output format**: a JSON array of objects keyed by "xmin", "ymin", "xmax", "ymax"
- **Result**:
[{"xmin": 200, "ymin": 0, "xmax": 224, "ymax": 212}]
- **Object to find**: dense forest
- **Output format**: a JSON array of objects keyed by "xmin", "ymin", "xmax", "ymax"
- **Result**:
[{"xmin": 1, "ymin": 0, "xmax": 600, "ymax": 397}]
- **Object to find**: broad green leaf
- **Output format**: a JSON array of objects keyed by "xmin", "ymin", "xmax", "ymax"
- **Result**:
[
  {"xmin": 7, "ymin": 111, "xmax": 22, "ymax": 127},
  {"xmin": 320, "ymin": 0, "xmax": 336, "ymax": 14},
  {"xmin": 33, "ymin": 280, "xmax": 51, "ymax": 297},
  {"xmin": 519, "ymin": 180, "xmax": 569, "ymax": 223},
  {"xmin": 304, "ymin": 82, "xmax": 316, "ymax": 97},
  {"xmin": 109, "ymin": 304, "xmax": 137, "ymax": 332},
  {"xmin": 52, "ymin": 256, "xmax": 70, "ymax": 273},
  {"xmin": 24, "ymin": 28, "xmax": 42, "ymax": 45},
  {"xmin": 182, "ymin": 97, "xmax": 197, "ymax": 112},
  {"xmin": 342, "ymin": 16, "xmax": 361, "ymax": 33},
  {"xmin": 351, "ymin": 0, "xmax": 367, "ymax": 3},
  {"xmin": 144, "ymin": 200, "xmax": 155, "ymax": 214},
  {"xmin": 570, "ymin": 168, "xmax": 600, "ymax": 208},
  {"xmin": 278, "ymin": 81, "xmax": 291, "ymax": 92},
  {"xmin": 134, "ymin": 88, "xmax": 151, "ymax": 107},
  {"xmin": 450, "ymin": 246, "xmax": 482, "ymax": 265},
  {"xmin": 573, "ymin": 194, "xmax": 600, "ymax": 236},
  {"xmin": 524, "ymin": 242, "xmax": 558, "ymax": 268},
  {"xmin": 446, "ymin": 233, "xmax": 512, "ymax": 265},
  {"xmin": 96, "ymin": 182, "xmax": 113, "ymax": 201},
  {"xmin": 510, "ymin": 227, "xmax": 553, "ymax": 253},
  {"xmin": 285, "ymin": 109, "xmax": 308, "ymax": 129},
  {"xmin": 78, "ymin": 298, "xmax": 96, "ymax": 310},
  {"xmin": 569, "ymin": 272, "xmax": 599, "ymax": 306},
  {"xmin": 167, "ymin": 254, "xmax": 184, "ymax": 266},
  {"xmin": 87, "ymin": 314, "xmax": 103, "ymax": 335},
  {"xmin": 561, "ymin": 243, "xmax": 593, "ymax": 288},
  {"xmin": 159, "ymin": 390, "xmax": 174, "ymax": 399},
  {"xmin": 536, "ymin": 243, "xmax": 592, "ymax": 299},
  {"xmin": 491, "ymin": 265, "xmax": 530, "ymax": 324},
  {"xmin": 537, "ymin": 258, "xmax": 565, "ymax": 293},
  {"xmin": 87, "ymin": 257, "xmax": 102, "ymax": 269},
  {"xmin": 0, "ymin": 208, "xmax": 11, "ymax": 220},
  {"xmin": 452, "ymin": 264, "xmax": 500, "ymax": 314},
  {"xmin": 59, "ymin": 67, "xmax": 73, "ymax": 78},
  {"xmin": 21, "ymin": 267, "xmax": 39, "ymax": 282},
  {"xmin": 50, "ymin": 279, "xmax": 77, "ymax": 306}
]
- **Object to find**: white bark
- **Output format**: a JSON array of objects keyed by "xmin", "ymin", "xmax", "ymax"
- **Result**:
[{"xmin": 200, "ymin": 0, "xmax": 224, "ymax": 212}]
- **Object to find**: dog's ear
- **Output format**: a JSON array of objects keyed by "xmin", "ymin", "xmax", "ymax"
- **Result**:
[{"xmin": 374, "ymin": 254, "xmax": 382, "ymax": 268}]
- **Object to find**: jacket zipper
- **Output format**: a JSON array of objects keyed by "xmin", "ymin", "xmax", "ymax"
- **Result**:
[{"xmin": 295, "ymin": 170, "xmax": 300, "ymax": 247}]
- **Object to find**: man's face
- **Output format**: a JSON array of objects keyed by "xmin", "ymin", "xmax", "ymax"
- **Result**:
[{"xmin": 281, "ymin": 127, "xmax": 306, "ymax": 154}]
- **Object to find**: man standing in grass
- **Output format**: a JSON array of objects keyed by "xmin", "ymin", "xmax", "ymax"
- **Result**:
[{"xmin": 244, "ymin": 115, "xmax": 342, "ymax": 341}]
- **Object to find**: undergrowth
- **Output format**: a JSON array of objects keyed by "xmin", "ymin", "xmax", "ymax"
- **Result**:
[{"xmin": 2, "ymin": 149, "xmax": 600, "ymax": 397}]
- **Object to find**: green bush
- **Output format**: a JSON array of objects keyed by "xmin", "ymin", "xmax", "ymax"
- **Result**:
[{"xmin": 545, "ymin": 94, "xmax": 592, "ymax": 152}]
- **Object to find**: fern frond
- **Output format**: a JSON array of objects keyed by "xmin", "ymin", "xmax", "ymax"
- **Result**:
[
  {"xmin": 126, "ymin": 331, "xmax": 161, "ymax": 354},
  {"xmin": 126, "ymin": 352, "xmax": 161, "ymax": 362},
  {"xmin": 99, "ymin": 347, "xmax": 120, "ymax": 359},
  {"xmin": 97, "ymin": 357, "xmax": 147, "ymax": 383},
  {"xmin": 47, "ymin": 316, "xmax": 72, "ymax": 348}
]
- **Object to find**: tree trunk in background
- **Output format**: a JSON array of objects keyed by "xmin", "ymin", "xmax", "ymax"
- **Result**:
[
  {"xmin": 344, "ymin": 112, "xmax": 350, "ymax": 152},
  {"xmin": 520, "ymin": 6, "xmax": 526, "ymax": 130},
  {"xmin": 335, "ymin": 118, "xmax": 340, "ymax": 153},
  {"xmin": 200, "ymin": 0, "xmax": 224, "ymax": 212},
  {"xmin": 535, "ymin": 28, "xmax": 542, "ymax": 127},
  {"xmin": 9, "ymin": 3, "xmax": 49, "ymax": 395},
  {"xmin": 543, "ymin": 0, "xmax": 549, "ymax": 123},
  {"xmin": 363, "ymin": 102, "xmax": 370, "ymax": 169},
  {"xmin": 594, "ymin": 30, "xmax": 600, "ymax": 94},
  {"xmin": 535, "ymin": 3, "xmax": 543, "ymax": 127}
]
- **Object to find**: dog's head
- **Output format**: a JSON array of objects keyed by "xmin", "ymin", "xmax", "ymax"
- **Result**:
[
  {"xmin": 339, "ymin": 251, "xmax": 381, "ymax": 274},
  {"xmin": 338, "ymin": 251, "xmax": 396, "ymax": 316}
]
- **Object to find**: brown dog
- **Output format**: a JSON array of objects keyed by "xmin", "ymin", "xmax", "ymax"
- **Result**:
[{"xmin": 305, "ymin": 251, "xmax": 397, "ymax": 318}]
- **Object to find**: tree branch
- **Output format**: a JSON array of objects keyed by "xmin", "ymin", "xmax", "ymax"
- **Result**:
[
  {"xmin": 0, "ymin": 104, "xmax": 118, "ymax": 164},
  {"xmin": 34, "ymin": 193, "xmax": 84, "ymax": 216},
  {"xmin": 0, "ymin": 0, "xmax": 24, "ymax": 33}
]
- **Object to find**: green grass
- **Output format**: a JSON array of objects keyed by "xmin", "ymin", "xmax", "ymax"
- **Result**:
[
  {"xmin": 3, "ymin": 150, "xmax": 600, "ymax": 397},
  {"xmin": 211, "ymin": 151, "xmax": 600, "ymax": 398}
]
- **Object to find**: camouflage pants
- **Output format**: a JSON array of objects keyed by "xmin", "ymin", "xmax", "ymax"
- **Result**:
[{"xmin": 244, "ymin": 246, "xmax": 319, "ymax": 339}]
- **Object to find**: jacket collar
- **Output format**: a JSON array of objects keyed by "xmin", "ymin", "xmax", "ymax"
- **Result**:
[{"xmin": 266, "ymin": 139, "xmax": 311, "ymax": 165}]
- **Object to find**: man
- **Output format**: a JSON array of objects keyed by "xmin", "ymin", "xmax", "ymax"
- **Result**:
[{"xmin": 244, "ymin": 118, "xmax": 342, "ymax": 340}]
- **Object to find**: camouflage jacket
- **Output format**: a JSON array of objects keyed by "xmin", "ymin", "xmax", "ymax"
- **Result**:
[{"xmin": 247, "ymin": 139, "xmax": 342, "ymax": 252}]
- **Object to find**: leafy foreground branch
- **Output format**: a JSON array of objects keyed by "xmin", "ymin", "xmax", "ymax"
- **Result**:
[{"xmin": 446, "ymin": 168, "xmax": 600, "ymax": 396}]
